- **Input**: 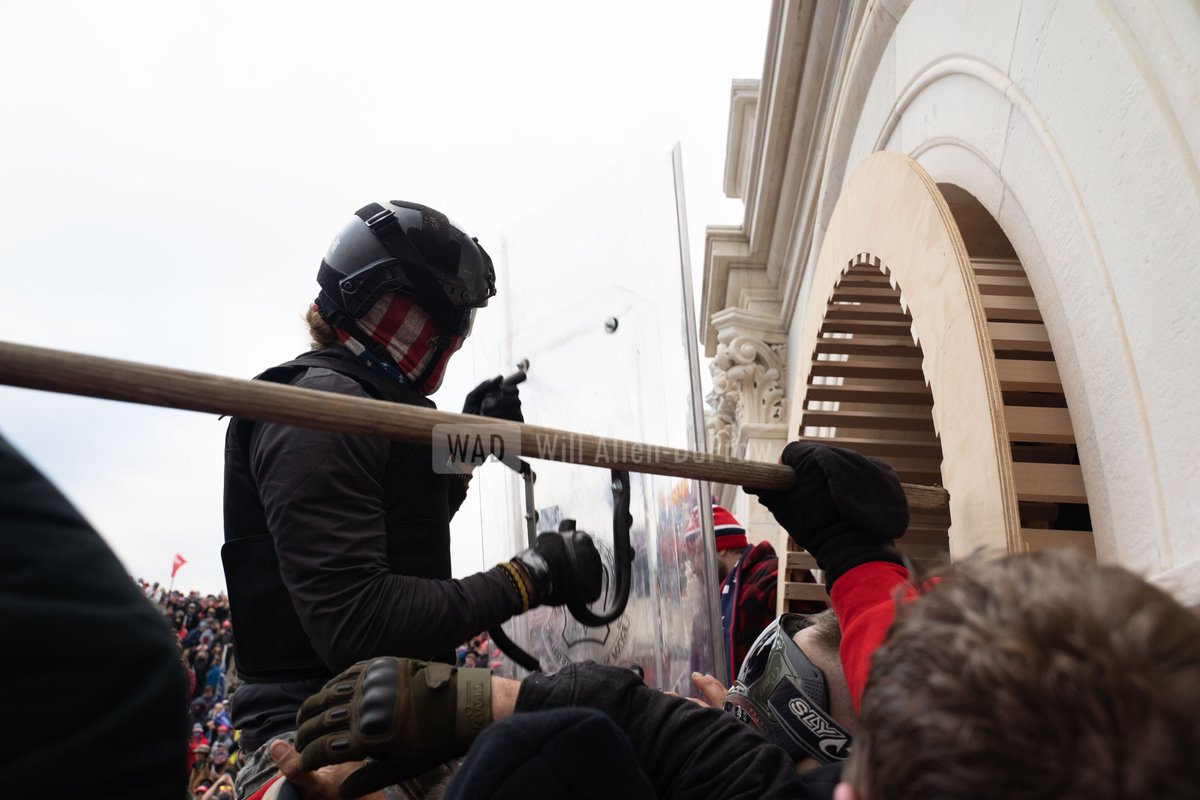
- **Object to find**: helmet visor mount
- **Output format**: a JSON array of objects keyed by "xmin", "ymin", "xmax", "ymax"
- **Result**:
[
  {"xmin": 458, "ymin": 306, "xmax": 478, "ymax": 339},
  {"xmin": 725, "ymin": 615, "xmax": 852, "ymax": 765},
  {"xmin": 318, "ymin": 201, "xmax": 496, "ymax": 337},
  {"xmin": 330, "ymin": 258, "xmax": 480, "ymax": 337}
]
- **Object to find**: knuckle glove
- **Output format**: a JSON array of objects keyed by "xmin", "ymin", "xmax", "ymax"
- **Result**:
[
  {"xmin": 294, "ymin": 657, "xmax": 491, "ymax": 797},
  {"xmin": 745, "ymin": 442, "xmax": 909, "ymax": 590},
  {"xmin": 462, "ymin": 376, "xmax": 502, "ymax": 416},
  {"xmin": 512, "ymin": 531, "xmax": 603, "ymax": 608},
  {"xmin": 479, "ymin": 384, "xmax": 523, "ymax": 423}
]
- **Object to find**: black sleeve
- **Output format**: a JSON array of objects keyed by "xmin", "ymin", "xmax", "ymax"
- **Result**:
[
  {"xmin": 250, "ymin": 369, "xmax": 521, "ymax": 670},
  {"xmin": 0, "ymin": 433, "xmax": 189, "ymax": 798},
  {"xmin": 515, "ymin": 662, "xmax": 812, "ymax": 799},
  {"xmin": 448, "ymin": 469, "xmax": 470, "ymax": 518}
]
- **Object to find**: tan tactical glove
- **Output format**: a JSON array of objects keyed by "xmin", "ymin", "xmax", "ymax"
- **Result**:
[{"xmin": 295, "ymin": 657, "xmax": 491, "ymax": 798}]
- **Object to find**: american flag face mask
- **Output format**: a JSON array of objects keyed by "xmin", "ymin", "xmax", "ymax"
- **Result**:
[{"xmin": 328, "ymin": 293, "xmax": 464, "ymax": 394}]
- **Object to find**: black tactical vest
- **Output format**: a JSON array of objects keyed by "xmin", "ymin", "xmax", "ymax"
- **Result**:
[{"xmin": 221, "ymin": 347, "xmax": 462, "ymax": 682}]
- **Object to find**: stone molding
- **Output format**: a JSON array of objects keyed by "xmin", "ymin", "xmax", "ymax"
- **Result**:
[
  {"xmin": 702, "ymin": 0, "xmax": 865, "ymax": 353},
  {"xmin": 723, "ymin": 80, "xmax": 760, "ymax": 201},
  {"xmin": 705, "ymin": 317, "xmax": 789, "ymax": 462}
]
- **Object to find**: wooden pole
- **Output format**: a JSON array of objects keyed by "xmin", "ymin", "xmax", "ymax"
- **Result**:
[{"xmin": 0, "ymin": 340, "xmax": 949, "ymax": 511}]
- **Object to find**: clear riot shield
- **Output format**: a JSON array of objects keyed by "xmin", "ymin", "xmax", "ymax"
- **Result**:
[{"xmin": 472, "ymin": 148, "xmax": 721, "ymax": 692}]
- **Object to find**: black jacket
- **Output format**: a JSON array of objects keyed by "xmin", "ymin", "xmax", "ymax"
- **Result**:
[
  {"xmin": 513, "ymin": 663, "xmax": 838, "ymax": 798},
  {"xmin": 222, "ymin": 347, "xmax": 521, "ymax": 749},
  {"xmin": 1, "ymin": 433, "xmax": 188, "ymax": 797}
]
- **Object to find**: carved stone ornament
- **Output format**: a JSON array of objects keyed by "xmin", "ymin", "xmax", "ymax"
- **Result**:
[{"xmin": 705, "ymin": 330, "xmax": 786, "ymax": 458}]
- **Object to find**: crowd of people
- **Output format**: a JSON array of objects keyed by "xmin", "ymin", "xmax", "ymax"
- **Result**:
[
  {"xmin": 139, "ymin": 575, "xmax": 505, "ymax": 798},
  {"xmin": 455, "ymin": 633, "xmax": 498, "ymax": 669},
  {"xmin": 136, "ymin": 582, "xmax": 241, "ymax": 799}
]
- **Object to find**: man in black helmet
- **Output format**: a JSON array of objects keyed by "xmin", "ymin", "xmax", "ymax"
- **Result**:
[{"xmin": 222, "ymin": 201, "xmax": 604, "ymax": 798}]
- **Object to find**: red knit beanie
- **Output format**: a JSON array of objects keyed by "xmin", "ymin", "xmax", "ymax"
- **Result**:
[
  {"xmin": 712, "ymin": 505, "xmax": 748, "ymax": 551},
  {"xmin": 684, "ymin": 505, "xmax": 749, "ymax": 550}
]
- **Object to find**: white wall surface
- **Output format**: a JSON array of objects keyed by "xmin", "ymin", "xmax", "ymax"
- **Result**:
[{"xmin": 792, "ymin": 0, "xmax": 1200, "ymax": 595}]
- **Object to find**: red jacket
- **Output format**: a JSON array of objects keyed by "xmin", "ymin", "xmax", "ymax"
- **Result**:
[{"xmin": 831, "ymin": 561, "xmax": 917, "ymax": 709}]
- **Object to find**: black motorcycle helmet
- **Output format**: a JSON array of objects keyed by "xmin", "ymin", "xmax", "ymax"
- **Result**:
[
  {"xmin": 724, "ymin": 614, "xmax": 852, "ymax": 765},
  {"xmin": 315, "ymin": 200, "xmax": 496, "ymax": 338}
]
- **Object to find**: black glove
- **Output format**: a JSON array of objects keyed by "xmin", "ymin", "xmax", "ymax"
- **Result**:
[
  {"xmin": 294, "ymin": 657, "xmax": 491, "ymax": 798},
  {"xmin": 510, "ymin": 531, "xmax": 603, "ymax": 608},
  {"xmin": 462, "ymin": 376, "xmax": 523, "ymax": 422},
  {"xmin": 745, "ymin": 442, "xmax": 909, "ymax": 590}
]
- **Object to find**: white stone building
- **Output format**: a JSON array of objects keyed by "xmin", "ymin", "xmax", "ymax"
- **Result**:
[{"xmin": 701, "ymin": 0, "xmax": 1200, "ymax": 610}]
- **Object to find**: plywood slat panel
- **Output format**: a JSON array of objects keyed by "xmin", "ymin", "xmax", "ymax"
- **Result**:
[
  {"xmin": 843, "ymin": 265, "xmax": 891, "ymax": 275},
  {"xmin": 814, "ymin": 338, "xmax": 920, "ymax": 357},
  {"xmin": 827, "ymin": 288, "xmax": 904, "ymax": 303},
  {"xmin": 1005, "ymin": 406, "xmax": 1075, "ymax": 443},
  {"xmin": 995, "ymin": 359, "xmax": 1063, "ymax": 392},
  {"xmin": 800, "ymin": 408, "xmax": 935, "ymax": 431},
  {"xmin": 821, "ymin": 319, "xmax": 914, "ymax": 336},
  {"xmin": 1010, "ymin": 444, "xmax": 1078, "ymax": 464},
  {"xmin": 1000, "ymin": 391, "xmax": 1068, "ymax": 409},
  {"xmin": 837, "ymin": 277, "xmax": 896, "ymax": 289},
  {"xmin": 1012, "ymin": 462, "xmax": 1087, "ymax": 503},
  {"xmin": 901, "ymin": 527, "xmax": 951, "ymax": 547},
  {"xmin": 822, "ymin": 328, "xmax": 914, "ymax": 343},
  {"xmin": 976, "ymin": 277, "xmax": 1034, "ymax": 297},
  {"xmin": 802, "ymin": 436, "xmax": 942, "ymax": 459},
  {"xmin": 971, "ymin": 258, "xmax": 1024, "ymax": 272},
  {"xmin": 1021, "ymin": 528, "xmax": 1096, "ymax": 557},
  {"xmin": 784, "ymin": 582, "xmax": 830, "ymax": 602},
  {"xmin": 988, "ymin": 322, "xmax": 1052, "ymax": 352},
  {"xmin": 974, "ymin": 274, "xmax": 1031, "ymax": 286},
  {"xmin": 824, "ymin": 304, "xmax": 912, "ymax": 321},
  {"xmin": 973, "ymin": 267, "xmax": 1027, "ymax": 276},
  {"xmin": 804, "ymin": 451, "xmax": 942, "ymax": 480},
  {"xmin": 798, "ymin": 438, "xmax": 941, "ymax": 470},
  {"xmin": 982, "ymin": 294, "xmax": 1042, "ymax": 322},
  {"xmin": 806, "ymin": 383, "xmax": 932, "ymax": 405},
  {"xmin": 784, "ymin": 551, "xmax": 818, "ymax": 570},
  {"xmin": 809, "ymin": 357, "xmax": 924, "ymax": 380}
]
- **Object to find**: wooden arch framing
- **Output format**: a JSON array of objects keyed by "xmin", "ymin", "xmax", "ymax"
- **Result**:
[{"xmin": 781, "ymin": 153, "xmax": 1095, "ymax": 609}]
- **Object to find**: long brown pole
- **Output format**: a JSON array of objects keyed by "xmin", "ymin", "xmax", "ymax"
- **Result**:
[{"xmin": 0, "ymin": 340, "xmax": 949, "ymax": 511}]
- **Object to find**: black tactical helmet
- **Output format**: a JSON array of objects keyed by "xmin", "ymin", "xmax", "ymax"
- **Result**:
[
  {"xmin": 315, "ymin": 201, "xmax": 496, "ymax": 337},
  {"xmin": 724, "ymin": 614, "xmax": 852, "ymax": 764}
]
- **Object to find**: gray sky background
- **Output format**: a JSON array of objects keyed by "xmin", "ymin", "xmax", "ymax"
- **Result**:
[{"xmin": 0, "ymin": 1, "xmax": 768, "ymax": 593}]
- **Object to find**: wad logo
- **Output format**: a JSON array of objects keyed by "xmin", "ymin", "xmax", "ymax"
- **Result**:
[{"xmin": 432, "ymin": 423, "xmax": 522, "ymax": 474}]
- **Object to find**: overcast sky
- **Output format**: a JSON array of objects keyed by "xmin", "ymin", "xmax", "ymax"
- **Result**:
[{"xmin": 0, "ymin": 1, "xmax": 769, "ymax": 593}]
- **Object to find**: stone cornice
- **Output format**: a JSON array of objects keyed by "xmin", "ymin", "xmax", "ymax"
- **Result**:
[
  {"xmin": 723, "ymin": 80, "xmax": 760, "ymax": 200},
  {"xmin": 702, "ymin": 227, "xmax": 766, "ymax": 355},
  {"xmin": 703, "ymin": 0, "xmax": 883, "ymax": 345},
  {"xmin": 708, "ymin": 307, "xmax": 787, "ymax": 346},
  {"xmin": 743, "ymin": 0, "xmax": 818, "ymax": 261},
  {"xmin": 736, "ymin": 421, "xmax": 789, "ymax": 448}
]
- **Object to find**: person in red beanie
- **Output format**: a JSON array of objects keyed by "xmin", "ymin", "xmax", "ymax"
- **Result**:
[{"xmin": 693, "ymin": 505, "xmax": 818, "ymax": 681}]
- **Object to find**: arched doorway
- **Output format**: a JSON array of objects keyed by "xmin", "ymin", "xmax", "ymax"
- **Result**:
[{"xmin": 781, "ymin": 153, "xmax": 1095, "ymax": 612}]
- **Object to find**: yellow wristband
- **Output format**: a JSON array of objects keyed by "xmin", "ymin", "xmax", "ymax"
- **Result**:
[{"xmin": 500, "ymin": 562, "xmax": 530, "ymax": 612}]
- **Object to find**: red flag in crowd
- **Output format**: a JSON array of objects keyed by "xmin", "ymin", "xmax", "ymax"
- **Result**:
[{"xmin": 171, "ymin": 553, "xmax": 187, "ymax": 578}]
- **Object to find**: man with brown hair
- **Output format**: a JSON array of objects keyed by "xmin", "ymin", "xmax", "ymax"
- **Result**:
[{"xmin": 835, "ymin": 551, "xmax": 1200, "ymax": 800}]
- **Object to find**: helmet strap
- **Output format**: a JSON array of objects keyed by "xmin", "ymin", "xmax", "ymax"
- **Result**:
[
  {"xmin": 411, "ymin": 333, "xmax": 450, "ymax": 391},
  {"xmin": 355, "ymin": 203, "xmax": 465, "ymax": 333},
  {"xmin": 764, "ymin": 677, "xmax": 852, "ymax": 764}
]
